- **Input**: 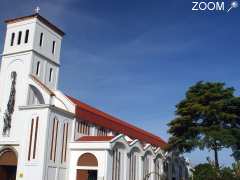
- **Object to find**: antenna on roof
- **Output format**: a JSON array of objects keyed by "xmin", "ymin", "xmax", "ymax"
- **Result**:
[{"xmin": 34, "ymin": 6, "xmax": 41, "ymax": 14}]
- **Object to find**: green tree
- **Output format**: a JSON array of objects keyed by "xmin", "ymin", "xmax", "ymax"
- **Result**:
[
  {"xmin": 167, "ymin": 81, "xmax": 240, "ymax": 168},
  {"xmin": 232, "ymin": 135, "xmax": 240, "ymax": 161},
  {"xmin": 232, "ymin": 161, "xmax": 240, "ymax": 178},
  {"xmin": 220, "ymin": 167, "xmax": 235, "ymax": 180},
  {"xmin": 192, "ymin": 163, "xmax": 218, "ymax": 180},
  {"xmin": 224, "ymin": 97, "xmax": 240, "ymax": 161},
  {"xmin": 193, "ymin": 163, "xmax": 240, "ymax": 180}
]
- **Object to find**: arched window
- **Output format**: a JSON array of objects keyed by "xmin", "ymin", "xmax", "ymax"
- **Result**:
[
  {"xmin": 77, "ymin": 153, "xmax": 98, "ymax": 167},
  {"xmin": 0, "ymin": 148, "xmax": 18, "ymax": 180},
  {"xmin": 76, "ymin": 153, "xmax": 98, "ymax": 180},
  {"xmin": 0, "ymin": 148, "xmax": 17, "ymax": 166},
  {"xmin": 27, "ymin": 85, "xmax": 45, "ymax": 105}
]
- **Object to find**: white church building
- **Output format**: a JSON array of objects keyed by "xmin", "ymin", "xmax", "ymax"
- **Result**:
[{"xmin": 0, "ymin": 12, "xmax": 190, "ymax": 180}]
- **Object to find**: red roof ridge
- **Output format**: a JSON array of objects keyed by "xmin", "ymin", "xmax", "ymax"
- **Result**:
[
  {"xmin": 77, "ymin": 136, "xmax": 114, "ymax": 141},
  {"xmin": 67, "ymin": 95, "xmax": 167, "ymax": 148}
]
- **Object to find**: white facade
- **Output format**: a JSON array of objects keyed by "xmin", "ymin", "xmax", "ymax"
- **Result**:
[{"xmin": 0, "ymin": 13, "xmax": 189, "ymax": 180}]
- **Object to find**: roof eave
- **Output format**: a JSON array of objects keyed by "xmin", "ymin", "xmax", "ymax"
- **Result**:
[{"xmin": 5, "ymin": 13, "xmax": 65, "ymax": 37}]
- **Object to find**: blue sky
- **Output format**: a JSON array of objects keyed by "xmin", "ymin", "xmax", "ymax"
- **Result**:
[{"xmin": 0, "ymin": 0, "xmax": 240, "ymax": 166}]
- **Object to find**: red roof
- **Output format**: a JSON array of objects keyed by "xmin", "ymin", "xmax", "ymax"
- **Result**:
[
  {"xmin": 68, "ymin": 96, "xmax": 167, "ymax": 148},
  {"xmin": 77, "ymin": 136, "xmax": 114, "ymax": 141}
]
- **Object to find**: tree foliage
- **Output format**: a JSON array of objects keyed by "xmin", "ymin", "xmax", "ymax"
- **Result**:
[
  {"xmin": 233, "ymin": 161, "xmax": 240, "ymax": 178},
  {"xmin": 192, "ymin": 163, "xmax": 218, "ymax": 180},
  {"xmin": 192, "ymin": 163, "xmax": 240, "ymax": 180},
  {"xmin": 167, "ymin": 81, "xmax": 240, "ymax": 167},
  {"xmin": 224, "ymin": 96, "xmax": 240, "ymax": 161}
]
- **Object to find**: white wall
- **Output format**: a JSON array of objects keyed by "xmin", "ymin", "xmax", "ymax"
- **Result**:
[
  {"xmin": 3, "ymin": 19, "xmax": 36, "ymax": 55},
  {"xmin": 0, "ymin": 52, "xmax": 33, "ymax": 141},
  {"xmin": 3, "ymin": 18, "xmax": 62, "ymax": 64},
  {"xmin": 33, "ymin": 19, "xmax": 62, "ymax": 64},
  {"xmin": 13, "ymin": 107, "xmax": 50, "ymax": 180},
  {"xmin": 44, "ymin": 109, "xmax": 73, "ymax": 180}
]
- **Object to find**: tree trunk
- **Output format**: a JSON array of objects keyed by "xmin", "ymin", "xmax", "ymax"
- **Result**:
[{"xmin": 214, "ymin": 148, "xmax": 219, "ymax": 168}]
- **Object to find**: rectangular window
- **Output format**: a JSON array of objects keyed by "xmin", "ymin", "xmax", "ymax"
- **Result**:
[
  {"xmin": 129, "ymin": 152, "xmax": 137, "ymax": 180},
  {"xmin": 155, "ymin": 159, "xmax": 161, "ymax": 180},
  {"xmin": 28, "ymin": 119, "xmax": 34, "ymax": 161},
  {"xmin": 25, "ymin": 29, "xmax": 29, "ymax": 43},
  {"xmin": 49, "ymin": 68, "xmax": 53, "ymax": 82},
  {"xmin": 77, "ymin": 121, "xmax": 80, "ymax": 132},
  {"xmin": 118, "ymin": 152, "xmax": 121, "ymax": 180},
  {"xmin": 36, "ymin": 61, "xmax": 40, "ymax": 75},
  {"xmin": 97, "ymin": 127, "xmax": 108, "ymax": 136},
  {"xmin": 78, "ymin": 121, "xmax": 90, "ymax": 135},
  {"xmin": 61, "ymin": 123, "xmax": 66, "ymax": 164},
  {"xmin": 10, "ymin": 33, "xmax": 15, "ymax": 46},
  {"xmin": 163, "ymin": 162, "xmax": 168, "ymax": 173},
  {"xmin": 61, "ymin": 123, "xmax": 69, "ymax": 163},
  {"xmin": 179, "ymin": 166, "xmax": 183, "ymax": 180},
  {"xmin": 39, "ymin": 33, "xmax": 43, "ymax": 47},
  {"xmin": 50, "ymin": 118, "xmax": 59, "ymax": 162},
  {"xmin": 33, "ymin": 117, "xmax": 39, "ymax": 159},
  {"xmin": 112, "ymin": 149, "xmax": 121, "ymax": 180},
  {"xmin": 52, "ymin": 41, "xmax": 56, "ymax": 54},
  {"xmin": 54, "ymin": 120, "xmax": 59, "ymax": 162},
  {"xmin": 143, "ymin": 156, "xmax": 150, "ymax": 179},
  {"xmin": 17, "ymin": 31, "xmax": 22, "ymax": 45},
  {"xmin": 28, "ymin": 117, "xmax": 39, "ymax": 161},
  {"xmin": 64, "ymin": 123, "xmax": 68, "ymax": 162},
  {"xmin": 50, "ymin": 119, "xmax": 56, "ymax": 161}
]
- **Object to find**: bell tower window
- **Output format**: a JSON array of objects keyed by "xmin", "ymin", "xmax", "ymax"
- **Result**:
[
  {"xmin": 49, "ymin": 68, "xmax": 53, "ymax": 82},
  {"xmin": 39, "ymin": 33, "xmax": 43, "ymax": 47},
  {"xmin": 25, "ymin": 30, "xmax": 29, "ymax": 43},
  {"xmin": 17, "ymin": 31, "xmax": 22, "ymax": 45},
  {"xmin": 36, "ymin": 61, "xmax": 40, "ymax": 76},
  {"xmin": 10, "ymin": 33, "xmax": 15, "ymax": 46},
  {"xmin": 52, "ymin": 41, "xmax": 56, "ymax": 54}
]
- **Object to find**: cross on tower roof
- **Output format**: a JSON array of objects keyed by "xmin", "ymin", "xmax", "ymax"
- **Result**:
[{"xmin": 34, "ymin": 6, "xmax": 40, "ymax": 14}]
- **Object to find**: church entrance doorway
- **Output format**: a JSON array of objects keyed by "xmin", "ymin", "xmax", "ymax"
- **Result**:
[
  {"xmin": 76, "ymin": 169, "xmax": 97, "ymax": 180},
  {"xmin": 0, "ymin": 148, "xmax": 17, "ymax": 180},
  {"xmin": 76, "ymin": 153, "xmax": 98, "ymax": 180}
]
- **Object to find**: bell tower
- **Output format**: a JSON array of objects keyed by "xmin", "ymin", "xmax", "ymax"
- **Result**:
[{"xmin": 0, "ymin": 12, "xmax": 65, "ymax": 137}]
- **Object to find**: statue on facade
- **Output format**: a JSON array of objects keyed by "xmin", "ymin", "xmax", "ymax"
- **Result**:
[{"xmin": 2, "ymin": 71, "xmax": 17, "ymax": 136}]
